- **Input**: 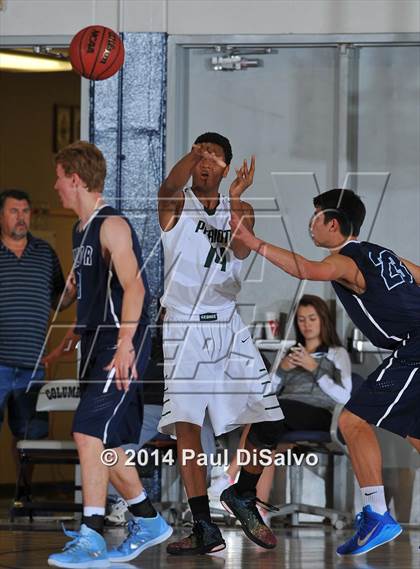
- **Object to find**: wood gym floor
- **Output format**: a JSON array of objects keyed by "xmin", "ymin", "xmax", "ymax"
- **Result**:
[{"xmin": 0, "ymin": 520, "xmax": 419, "ymax": 569}]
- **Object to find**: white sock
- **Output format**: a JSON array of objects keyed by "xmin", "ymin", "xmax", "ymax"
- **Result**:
[
  {"xmin": 126, "ymin": 490, "xmax": 147, "ymax": 506},
  {"xmin": 361, "ymin": 485, "xmax": 387, "ymax": 515},
  {"xmin": 83, "ymin": 506, "xmax": 105, "ymax": 517}
]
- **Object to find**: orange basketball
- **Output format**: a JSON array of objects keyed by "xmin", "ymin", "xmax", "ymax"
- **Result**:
[{"xmin": 69, "ymin": 25, "xmax": 125, "ymax": 81}]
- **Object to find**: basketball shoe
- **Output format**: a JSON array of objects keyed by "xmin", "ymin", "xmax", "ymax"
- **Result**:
[
  {"xmin": 337, "ymin": 505, "xmax": 402, "ymax": 556},
  {"xmin": 220, "ymin": 485, "xmax": 276, "ymax": 549},
  {"xmin": 48, "ymin": 524, "xmax": 110, "ymax": 568},
  {"xmin": 166, "ymin": 519, "xmax": 226, "ymax": 555},
  {"xmin": 108, "ymin": 513, "xmax": 172, "ymax": 562}
]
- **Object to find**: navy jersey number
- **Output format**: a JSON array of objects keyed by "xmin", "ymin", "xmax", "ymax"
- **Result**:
[{"xmin": 369, "ymin": 250, "xmax": 414, "ymax": 290}]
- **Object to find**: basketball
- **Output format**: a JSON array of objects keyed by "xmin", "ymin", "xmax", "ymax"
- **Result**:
[{"xmin": 69, "ymin": 25, "xmax": 125, "ymax": 81}]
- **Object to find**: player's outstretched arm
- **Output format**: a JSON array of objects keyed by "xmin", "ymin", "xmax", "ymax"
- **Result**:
[
  {"xmin": 230, "ymin": 212, "xmax": 352, "ymax": 282},
  {"xmin": 159, "ymin": 147, "xmax": 202, "ymax": 199},
  {"xmin": 158, "ymin": 149, "xmax": 197, "ymax": 231},
  {"xmin": 229, "ymin": 155, "xmax": 256, "ymax": 260},
  {"xmin": 101, "ymin": 217, "xmax": 146, "ymax": 391}
]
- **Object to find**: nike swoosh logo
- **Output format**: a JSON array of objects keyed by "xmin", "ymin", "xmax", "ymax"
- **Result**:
[
  {"xmin": 364, "ymin": 492, "xmax": 377, "ymax": 496},
  {"xmin": 241, "ymin": 337, "xmax": 250, "ymax": 343},
  {"xmin": 357, "ymin": 523, "xmax": 380, "ymax": 546}
]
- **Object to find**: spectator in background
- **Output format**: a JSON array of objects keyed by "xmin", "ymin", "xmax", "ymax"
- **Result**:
[
  {"xmin": 0, "ymin": 189, "xmax": 73, "ymax": 502},
  {"xmin": 209, "ymin": 294, "xmax": 352, "ymax": 522},
  {"xmin": 276, "ymin": 294, "xmax": 352, "ymax": 418}
]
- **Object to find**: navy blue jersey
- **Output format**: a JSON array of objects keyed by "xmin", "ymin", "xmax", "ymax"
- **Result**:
[
  {"xmin": 72, "ymin": 205, "xmax": 150, "ymax": 333},
  {"xmin": 332, "ymin": 241, "xmax": 420, "ymax": 350}
]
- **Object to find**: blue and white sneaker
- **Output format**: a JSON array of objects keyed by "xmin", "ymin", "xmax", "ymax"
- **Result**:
[
  {"xmin": 48, "ymin": 524, "xmax": 110, "ymax": 568},
  {"xmin": 337, "ymin": 505, "xmax": 402, "ymax": 556},
  {"xmin": 108, "ymin": 514, "xmax": 173, "ymax": 562}
]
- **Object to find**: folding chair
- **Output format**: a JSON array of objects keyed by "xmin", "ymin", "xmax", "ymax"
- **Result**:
[
  {"xmin": 11, "ymin": 379, "xmax": 80, "ymax": 521},
  {"xmin": 272, "ymin": 373, "xmax": 365, "ymax": 528}
]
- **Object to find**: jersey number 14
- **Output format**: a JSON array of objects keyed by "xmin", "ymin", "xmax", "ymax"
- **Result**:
[{"xmin": 204, "ymin": 245, "xmax": 227, "ymax": 272}]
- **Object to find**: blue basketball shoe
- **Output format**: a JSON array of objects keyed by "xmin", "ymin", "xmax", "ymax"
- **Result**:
[
  {"xmin": 48, "ymin": 524, "xmax": 110, "ymax": 568},
  {"xmin": 337, "ymin": 506, "xmax": 402, "ymax": 556},
  {"xmin": 108, "ymin": 513, "xmax": 173, "ymax": 562}
]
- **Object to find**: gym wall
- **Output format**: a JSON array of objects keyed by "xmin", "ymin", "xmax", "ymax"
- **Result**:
[{"xmin": 0, "ymin": 0, "xmax": 419, "ymax": 36}]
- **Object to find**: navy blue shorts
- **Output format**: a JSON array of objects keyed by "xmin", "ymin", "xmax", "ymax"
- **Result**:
[
  {"xmin": 346, "ymin": 334, "xmax": 420, "ymax": 439},
  {"xmin": 73, "ymin": 327, "xmax": 151, "ymax": 448}
]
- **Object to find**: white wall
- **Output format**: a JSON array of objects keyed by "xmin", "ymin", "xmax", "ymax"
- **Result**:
[
  {"xmin": 1, "ymin": 0, "xmax": 419, "ymax": 37},
  {"xmin": 0, "ymin": 0, "xmax": 167, "ymax": 36},
  {"xmin": 185, "ymin": 46, "xmax": 337, "ymax": 320},
  {"xmin": 167, "ymin": 0, "xmax": 420, "ymax": 35}
]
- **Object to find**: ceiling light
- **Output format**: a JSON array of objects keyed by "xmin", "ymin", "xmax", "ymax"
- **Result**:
[{"xmin": 0, "ymin": 51, "xmax": 72, "ymax": 72}]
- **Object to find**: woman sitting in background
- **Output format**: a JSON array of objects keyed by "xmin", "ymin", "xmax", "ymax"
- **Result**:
[
  {"xmin": 209, "ymin": 294, "xmax": 352, "ymax": 520},
  {"xmin": 277, "ymin": 293, "xmax": 352, "ymax": 429}
]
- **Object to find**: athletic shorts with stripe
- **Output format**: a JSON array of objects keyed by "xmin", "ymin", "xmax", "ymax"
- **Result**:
[
  {"xmin": 346, "ymin": 331, "xmax": 420, "ymax": 439},
  {"xmin": 73, "ymin": 327, "xmax": 151, "ymax": 448},
  {"xmin": 158, "ymin": 306, "xmax": 283, "ymax": 438}
]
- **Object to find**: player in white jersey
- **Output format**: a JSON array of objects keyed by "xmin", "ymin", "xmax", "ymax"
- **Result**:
[{"xmin": 158, "ymin": 132, "xmax": 287, "ymax": 554}]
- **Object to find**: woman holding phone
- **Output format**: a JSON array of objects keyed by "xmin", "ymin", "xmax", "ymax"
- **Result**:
[
  {"xmin": 278, "ymin": 294, "xmax": 352, "ymax": 430},
  {"xmin": 209, "ymin": 294, "xmax": 352, "ymax": 519}
]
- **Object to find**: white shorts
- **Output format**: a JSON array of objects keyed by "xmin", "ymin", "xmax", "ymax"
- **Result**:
[{"xmin": 158, "ymin": 306, "xmax": 284, "ymax": 437}]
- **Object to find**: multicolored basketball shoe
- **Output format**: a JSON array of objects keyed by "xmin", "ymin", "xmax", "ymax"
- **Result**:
[
  {"xmin": 48, "ymin": 524, "xmax": 110, "ymax": 568},
  {"xmin": 337, "ymin": 505, "xmax": 402, "ymax": 556},
  {"xmin": 166, "ymin": 519, "xmax": 226, "ymax": 555},
  {"xmin": 108, "ymin": 514, "xmax": 172, "ymax": 562},
  {"xmin": 220, "ymin": 485, "xmax": 277, "ymax": 549}
]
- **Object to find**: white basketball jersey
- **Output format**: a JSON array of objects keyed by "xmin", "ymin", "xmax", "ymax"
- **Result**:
[{"xmin": 161, "ymin": 188, "xmax": 242, "ymax": 314}]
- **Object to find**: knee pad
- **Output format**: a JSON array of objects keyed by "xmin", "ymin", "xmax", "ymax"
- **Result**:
[{"xmin": 248, "ymin": 419, "xmax": 289, "ymax": 450}]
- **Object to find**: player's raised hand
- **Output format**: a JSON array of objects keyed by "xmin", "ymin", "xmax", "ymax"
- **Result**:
[
  {"xmin": 191, "ymin": 143, "xmax": 227, "ymax": 169},
  {"xmin": 229, "ymin": 155, "xmax": 255, "ymax": 198}
]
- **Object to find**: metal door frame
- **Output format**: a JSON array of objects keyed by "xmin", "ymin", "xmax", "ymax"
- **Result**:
[{"xmin": 166, "ymin": 33, "xmax": 420, "ymax": 186}]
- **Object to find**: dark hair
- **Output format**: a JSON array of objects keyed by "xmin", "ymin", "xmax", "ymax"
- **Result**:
[
  {"xmin": 194, "ymin": 132, "xmax": 233, "ymax": 165},
  {"xmin": 294, "ymin": 294, "xmax": 342, "ymax": 348},
  {"xmin": 55, "ymin": 141, "xmax": 106, "ymax": 192},
  {"xmin": 0, "ymin": 189, "xmax": 31, "ymax": 211},
  {"xmin": 313, "ymin": 189, "xmax": 366, "ymax": 237}
]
